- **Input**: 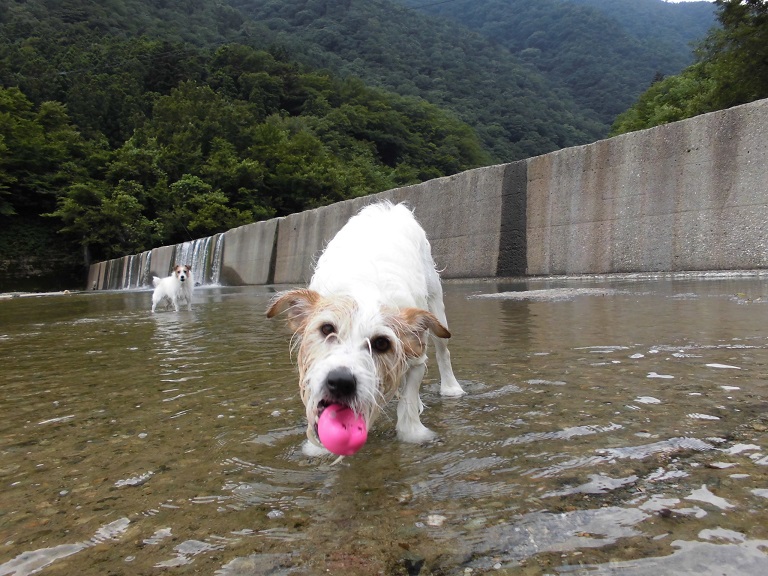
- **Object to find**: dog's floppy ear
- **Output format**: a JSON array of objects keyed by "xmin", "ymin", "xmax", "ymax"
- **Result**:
[
  {"xmin": 394, "ymin": 308, "xmax": 451, "ymax": 358},
  {"xmin": 399, "ymin": 308, "xmax": 451, "ymax": 339},
  {"xmin": 266, "ymin": 289, "xmax": 321, "ymax": 332}
]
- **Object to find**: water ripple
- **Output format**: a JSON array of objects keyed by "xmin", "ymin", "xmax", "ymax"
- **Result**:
[
  {"xmin": 503, "ymin": 422, "xmax": 623, "ymax": 446},
  {"xmin": 528, "ymin": 437, "xmax": 714, "ymax": 478}
]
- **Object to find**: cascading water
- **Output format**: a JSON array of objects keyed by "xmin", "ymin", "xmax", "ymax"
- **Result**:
[
  {"xmin": 167, "ymin": 233, "xmax": 226, "ymax": 287},
  {"xmin": 123, "ymin": 254, "xmax": 141, "ymax": 290},
  {"xmin": 94, "ymin": 230, "xmax": 226, "ymax": 290},
  {"xmin": 122, "ymin": 256, "xmax": 132, "ymax": 290},
  {"xmin": 140, "ymin": 250, "xmax": 152, "ymax": 287},
  {"xmin": 113, "ymin": 251, "xmax": 152, "ymax": 289},
  {"xmin": 190, "ymin": 236, "xmax": 212, "ymax": 284},
  {"xmin": 209, "ymin": 233, "xmax": 224, "ymax": 285},
  {"xmin": 106, "ymin": 258, "xmax": 122, "ymax": 290}
]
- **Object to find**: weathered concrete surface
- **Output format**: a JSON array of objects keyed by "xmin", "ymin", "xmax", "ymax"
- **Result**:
[
  {"xmin": 526, "ymin": 98, "xmax": 768, "ymax": 275},
  {"xmin": 220, "ymin": 219, "xmax": 278, "ymax": 286},
  {"xmin": 272, "ymin": 164, "xmax": 514, "ymax": 284},
  {"xmin": 388, "ymin": 164, "xmax": 514, "ymax": 280},
  {"xmin": 88, "ymin": 97, "xmax": 768, "ymax": 288},
  {"xmin": 149, "ymin": 246, "xmax": 175, "ymax": 281},
  {"xmin": 86, "ymin": 261, "xmax": 103, "ymax": 290},
  {"xmin": 273, "ymin": 199, "xmax": 361, "ymax": 284}
]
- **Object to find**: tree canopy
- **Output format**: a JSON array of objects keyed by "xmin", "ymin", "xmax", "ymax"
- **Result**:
[
  {"xmin": 0, "ymin": 34, "xmax": 489, "ymax": 287},
  {"xmin": 612, "ymin": 0, "xmax": 768, "ymax": 135},
  {"xmin": 398, "ymin": 0, "xmax": 715, "ymax": 131},
  {"xmin": 230, "ymin": 0, "xmax": 608, "ymax": 162}
]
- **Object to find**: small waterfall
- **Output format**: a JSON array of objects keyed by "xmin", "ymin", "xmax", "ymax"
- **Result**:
[
  {"xmin": 209, "ymin": 233, "xmax": 224, "ymax": 285},
  {"xmin": 140, "ymin": 250, "xmax": 152, "ymax": 287},
  {"xmin": 106, "ymin": 258, "xmax": 123, "ymax": 290},
  {"xmin": 123, "ymin": 254, "xmax": 143, "ymax": 289},
  {"xmin": 102, "ymin": 231, "xmax": 225, "ymax": 290},
  {"xmin": 122, "ymin": 256, "xmax": 132, "ymax": 290},
  {"xmin": 190, "ymin": 237, "xmax": 210, "ymax": 283},
  {"xmin": 121, "ymin": 257, "xmax": 130, "ymax": 290},
  {"xmin": 174, "ymin": 240, "xmax": 193, "ymax": 275},
  {"xmin": 171, "ymin": 234, "xmax": 225, "ymax": 286}
]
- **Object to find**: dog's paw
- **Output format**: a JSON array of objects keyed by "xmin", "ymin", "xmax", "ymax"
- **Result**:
[
  {"xmin": 302, "ymin": 440, "xmax": 332, "ymax": 457},
  {"xmin": 440, "ymin": 379, "xmax": 465, "ymax": 397},
  {"xmin": 397, "ymin": 424, "xmax": 437, "ymax": 444}
]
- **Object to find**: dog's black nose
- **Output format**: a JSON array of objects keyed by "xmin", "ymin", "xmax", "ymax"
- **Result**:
[{"xmin": 326, "ymin": 367, "xmax": 356, "ymax": 397}]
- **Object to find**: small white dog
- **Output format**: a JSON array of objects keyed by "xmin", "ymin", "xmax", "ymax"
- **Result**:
[
  {"xmin": 267, "ymin": 201, "xmax": 464, "ymax": 455},
  {"xmin": 151, "ymin": 265, "xmax": 193, "ymax": 313}
]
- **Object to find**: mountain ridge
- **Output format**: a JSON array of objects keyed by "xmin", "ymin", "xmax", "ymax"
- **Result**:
[{"xmin": 399, "ymin": 0, "xmax": 716, "ymax": 127}]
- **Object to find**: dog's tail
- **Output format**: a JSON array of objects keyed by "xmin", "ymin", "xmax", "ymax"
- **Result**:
[{"xmin": 152, "ymin": 276, "xmax": 161, "ymax": 287}]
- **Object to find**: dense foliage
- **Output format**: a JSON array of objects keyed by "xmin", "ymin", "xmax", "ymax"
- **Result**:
[
  {"xmin": 612, "ymin": 0, "xmax": 768, "ymax": 134},
  {"xmin": 0, "ymin": 32, "xmax": 489, "ymax": 286},
  {"xmin": 230, "ymin": 0, "xmax": 606, "ymax": 162},
  {"xmin": 399, "ymin": 0, "xmax": 716, "ymax": 128},
  {"xmin": 0, "ymin": 0, "xmax": 719, "ymax": 290},
  {"xmin": 567, "ymin": 0, "xmax": 715, "ymax": 56}
]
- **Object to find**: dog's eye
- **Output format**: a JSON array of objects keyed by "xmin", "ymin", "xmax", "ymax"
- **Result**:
[
  {"xmin": 320, "ymin": 323, "xmax": 336, "ymax": 337},
  {"xmin": 372, "ymin": 336, "xmax": 391, "ymax": 353}
]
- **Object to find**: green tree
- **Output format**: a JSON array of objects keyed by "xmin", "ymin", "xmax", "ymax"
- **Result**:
[
  {"xmin": 0, "ymin": 88, "xmax": 85, "ymax": 216},
  {"xmin": 0, "ymin": 133, "xmax": 16, "ymax": 217},
  {"xmin": 163, "ymin": 174, "xmax": 255, "ymax": 241},
  {"xmin": 49, "ymin": 180, "xmax": 160, "ymax": 263},
  {"xmin": 703, "ymin": 0, "xmax": 768, "ymax": 108},
  {"xmin": 613, "ymin": 0, "xmax": 768, "ymax": 134}
]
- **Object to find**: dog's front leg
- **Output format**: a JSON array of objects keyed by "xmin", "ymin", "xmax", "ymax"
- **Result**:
[{"xmin": 396, "ymin": 360, "xmax": 436, "ymax": 443}]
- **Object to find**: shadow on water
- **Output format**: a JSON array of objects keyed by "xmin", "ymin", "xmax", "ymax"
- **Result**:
[{"xmin": 1, "ymin": 277, "xmax": 768, "ymax": 575}]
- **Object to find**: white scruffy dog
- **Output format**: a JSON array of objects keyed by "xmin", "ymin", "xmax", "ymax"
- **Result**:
[
  {"xmin": 267, "ymin": 201, "xmax": 464, "ymax": 455},
  {"xmin": 151, "ymin": 265, "xmax": 193, "ymax": 312}
]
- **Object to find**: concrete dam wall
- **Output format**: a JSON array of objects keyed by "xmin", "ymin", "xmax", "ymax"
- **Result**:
[{"xmin": 88, "ymin": 97, "xmax": 768, "ymax": 289}]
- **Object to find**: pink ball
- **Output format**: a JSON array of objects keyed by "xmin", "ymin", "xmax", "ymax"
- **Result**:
[{"xmin": 317, "ymin": 404, "xmax": 368, "ymax": 456}]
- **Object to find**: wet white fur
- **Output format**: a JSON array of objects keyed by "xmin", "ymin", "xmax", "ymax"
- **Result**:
[
  {"xmin": 270, "ymin": 202, "xmax": 464, "ymax": 456},
  {"xmin": 151, "ymin": 265, "xmax": 193, "ymax": 312}
]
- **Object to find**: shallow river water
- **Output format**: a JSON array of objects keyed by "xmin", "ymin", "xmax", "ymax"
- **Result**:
[{"xmin": 1, "ymin": 275, "xmax": 768, "ymax": 576}]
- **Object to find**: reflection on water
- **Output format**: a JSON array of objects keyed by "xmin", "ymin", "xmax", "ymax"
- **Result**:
[{"xmin": 1, "ymin": 276, "xmax": 767, "ymax": 575}]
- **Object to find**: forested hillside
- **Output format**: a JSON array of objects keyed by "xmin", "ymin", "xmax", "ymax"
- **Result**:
[
  {"xmin": 568, "ymin": 0, "xmax": 715, "ymax": 57},
  {"xmin": 0, "ymin": 0, "xmax": 724, "ymax": 291},
  {"xmin": 229, "ymin": 0, "xmax": 606, "ymax": 162},
  {"xmin": 399, "ymin": 0, "xmax": 716, "ymax": 128},
  {"xmin": 613, "ymin": 0, "xmax": 768, "ymax": 134},
  {"xmin": 0, "ymin": 1, "xmax": 489, "ymax": 289}
]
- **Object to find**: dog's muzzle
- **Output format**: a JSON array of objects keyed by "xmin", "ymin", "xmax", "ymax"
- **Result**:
[
  {"xmin": 325, "ymin": 366, "xmax": 357, "ymax": 398},
  {"xmin": 310, "ymin": 367, "xmax": 358, "ymax": 445}
]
